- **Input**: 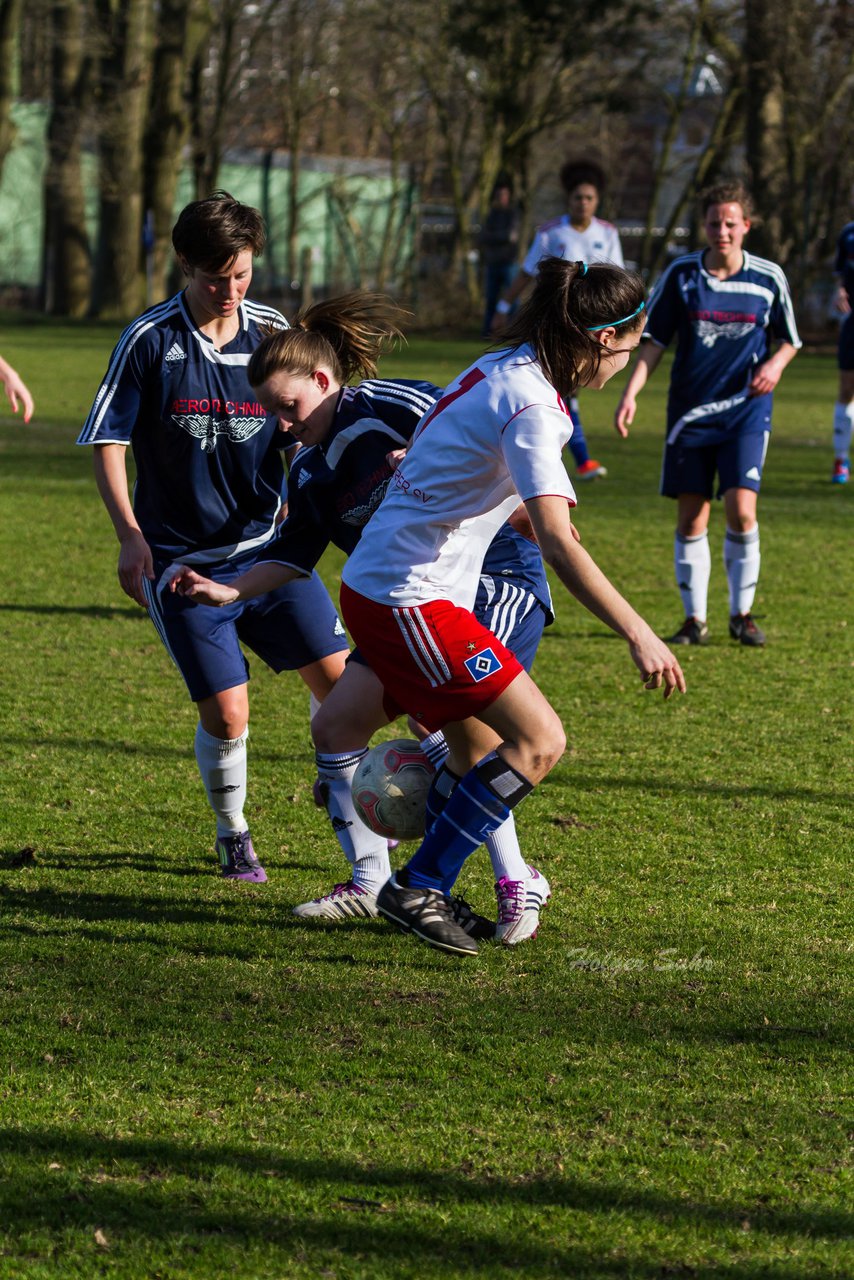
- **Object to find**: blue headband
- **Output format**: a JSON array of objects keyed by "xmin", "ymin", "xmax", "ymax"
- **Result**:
[{"xmin": 586, "ymin": 300, "xmax": 646, "ymax": 332}]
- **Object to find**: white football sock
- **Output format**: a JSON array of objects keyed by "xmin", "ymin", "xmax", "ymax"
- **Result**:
[
  {"xmin": 674, "ymin": 531, "xmax": 710, "ymax": 622},
  {"xmin": 315, "ymin": 750, "xmax": 391, "ymax": 892},
  {"xmin": 486, "ymin": 815, "xmax": 529, "ymax": 883},
  {"xmin": 419, "ymin": 729, "xmax": 449, "ymax": 769},
  {"xmin": 832, "ymin": 402, "xmax": 854, "ymax": 459},
  {"xmin": 194, "ymin": 723, "xmax": 248, "ymax": 838},
  {"xmin": 724, "ymin": 524, "xmax": 760, "ymax": 616}
]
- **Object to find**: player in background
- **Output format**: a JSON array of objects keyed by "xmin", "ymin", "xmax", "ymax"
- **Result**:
[
  {"xmin": 78, "ymin": 192, "xmax": 348, "ymax": 883},
  {"xmin": 169, "ymin": 293, "xmax": 554, "ymax": 945},
  {"xmin": 492, "ymin": 158, "xmax": 624, "ymax": 483},
  {"xmin": 830, "ymin": 218, "xmax": 854, "ymax": 483},
  {"xmin": 0, "ymin": 353, "xmax": 34, "ymax": 422},
  {"xmin": 614, "ymin": 181, "xmax": 801, "ymax": 648},
  {"xmin": 331, "ymin": 258, "xmax": 685, "ymax": 957}
]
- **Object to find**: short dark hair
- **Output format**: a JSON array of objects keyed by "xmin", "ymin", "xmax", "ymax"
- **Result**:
[
  {"xmin": 559, "ymin": 159, "xmax": 606, "ymax": 196},
  {"xmin": 172, "ymin": 190, "xmax": 266, "ymax": 273},
  {"xmin": 698, "ymin": 180, "xmax": 754, "ymax": 220}
]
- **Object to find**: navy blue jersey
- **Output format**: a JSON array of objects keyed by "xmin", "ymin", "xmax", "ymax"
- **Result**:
[
  {"xmin": 834, "ymin": 221, "xmax": 854, "ymax": 301},
  {"xmin": 258, "ymin": 379, "xmax": 438, "ymax": 572},
  {"xmin": 480, "ymin": 523, "xmax": 552, "ymax": 622},
  {"xmin": 258, "ymin": 378, "xmax": 551, "ymax": 618},
  {"xmin": 77, "ymin": 291, "xmax": 289, "ymax": 561},
  {"xmin": 645, "ymin": 250, "xmax": 801, "ymax": 435}
]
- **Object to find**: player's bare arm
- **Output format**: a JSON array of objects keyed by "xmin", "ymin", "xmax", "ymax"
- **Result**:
[
  {"xmin": 169, "ymin": 559, "xmax": 299, "ymax": 606},
  {"xmin": 0, "ymin": 355, "xmax": 34, "ymax": 422},
  {"xmin": 614, "ymin": 343, "xmax": 664, "ymax": 437},
  {"xmin": 749, "ymin": 341, "xmax": 799, "ymax": 396},
  {"xmin": 525, "ymin": 495, "xmax": 686, "ymax": 699},
  {"xmin": 93, "ymin": 443, "xmax": 154, "ymax": 608}
]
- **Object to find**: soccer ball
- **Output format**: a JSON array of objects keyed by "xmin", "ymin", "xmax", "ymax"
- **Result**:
[{"xmin": 351, "ymin": 738, "xmax": 435, "ymax": 841}]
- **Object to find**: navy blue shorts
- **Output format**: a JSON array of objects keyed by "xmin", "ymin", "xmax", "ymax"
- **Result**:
[
  {"xmin": 473, "ymin": 574, "xmax": 547, "ymax": 673},
  {"xmin": 839, "ymin": 312, "xmax": 854, "ymax": 371},
  {"xmin": 661, "ymin": 402, "xmax": 771, "ymax": 500},
  {"xmin": 145, "ymin": 550, "xmax": 348, "ymax": 703}
]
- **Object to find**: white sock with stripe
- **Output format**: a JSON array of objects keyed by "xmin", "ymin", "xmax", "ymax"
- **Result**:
[
  {"xmin": 674, "ymin": 531, "xmax": 710, "ymax": 622},
  {"xmin": 194, "ymin": 723, "xmax": 248, "ymax": 838},
  {"xmin": 315, "ymin": 750, "xmax": 391, "ymax": 892},
  {"xmin": 832, "ymin": 402, "xmax": 854, "ymax": 459},
  {"xmin": 724, "ymin": 525, "xmax": 760, "ymax": 616}
]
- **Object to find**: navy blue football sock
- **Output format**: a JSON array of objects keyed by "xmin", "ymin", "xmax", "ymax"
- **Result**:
[
  {"xmin": 424, "ymin": 764, "xmax": 460, "ymax": 836},
  {"xmin": 566, "ymin": 398, "xmax": 590, "ymax": 467},
  {"xmin": 405, "ymin": 752, "xmax": 533, "ymax": 892}
]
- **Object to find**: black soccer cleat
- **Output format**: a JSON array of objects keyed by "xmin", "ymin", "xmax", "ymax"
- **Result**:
[
  {"xmin": 729, "ymin": 613, "xmax": 766, "ymax": 647},
  {"xmin": 666, "ymin": 617, "xmax": 709, "ymax": 646},
  {"xmin": 377, "ymin": 874, "xmax": 479, "ymax": 956},
  {"xmin": 449, "ymin": 895, "xmax": 496, "ymax": 940}
]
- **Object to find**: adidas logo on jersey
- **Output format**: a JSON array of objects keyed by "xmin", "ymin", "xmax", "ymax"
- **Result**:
[
  {"xmin": 745, "ymin": 466, "xmax": 761, "ymax": 481},
  {"xmin": 165, "ymin": 342, "xmax": 186, "ymax": 363}
]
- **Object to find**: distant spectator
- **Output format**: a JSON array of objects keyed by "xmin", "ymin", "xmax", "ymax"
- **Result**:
[
  {"xmin": 830, "ymin": 218, "xmax": 854, "ymax": 484},
  {"xmin": 492, "ymin": 159, "xmax": 624, "ymax": 482},
  {"xmin": 0, "ymin": 354, "xmax": 34, "ymax": 422},
  {"xmin": 478, "ymin": 178, "xmax": 521, "ymax": 337}
]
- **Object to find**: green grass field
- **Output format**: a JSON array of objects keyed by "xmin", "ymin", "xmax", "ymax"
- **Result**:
[{"xmin": 0, "ymin": 322, "xmax": 851, "ymax": 1279}]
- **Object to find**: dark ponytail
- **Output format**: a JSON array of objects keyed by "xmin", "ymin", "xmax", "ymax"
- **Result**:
[{"xmin": 498, "ymin": 258, "xmax": 646, "ymax": 397}]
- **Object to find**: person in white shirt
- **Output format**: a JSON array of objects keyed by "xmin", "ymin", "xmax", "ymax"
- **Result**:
[
  {"xmin": 338, "ymin": 256, "xmax": 686, "ymax": 957},
  {"xmin": 492, "ymin": 159, "xmax": 625, "ymax": 482}
]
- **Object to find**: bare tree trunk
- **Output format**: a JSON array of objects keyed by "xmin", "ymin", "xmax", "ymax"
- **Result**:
[
  {"xmin": 0, "ymin": 0, "xmax": 23, "ymax": 176},
  {"xmin": 744, "ymin": 0, "xmax": 787, "ymax": 260},
  {"xmin": 92, "ymin": 0, "xmax": 152, "ymax": 318},
  {"xmin": 143, "ymin": 0, "xmax": 211, "ymax": 302},
  {"xmin": 42, "ymin": 0, "xmax": 91, "ymax": 316}
]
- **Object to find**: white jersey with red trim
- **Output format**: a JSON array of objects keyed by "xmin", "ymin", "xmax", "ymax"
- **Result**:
[
  {"xmin": 521, "ymin": 214, "xmax": 624, "ymax": 275},
  {"xmin": 341, "ymin": 344, "xmax": 576, "ymax": 610}
]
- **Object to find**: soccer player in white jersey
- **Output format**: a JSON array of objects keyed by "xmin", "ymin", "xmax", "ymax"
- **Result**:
[
  {"xmin": 830, "ymin": 217, "xmax": 854, "ymax": 484},
  {"xmin": 492, "ymin": 159, "xmax": 625, "ymax": 482},
  {"xmin": 327, "ymin": 258, "xmax": 685, "ymax": 957},
  {"xmin": 78, "ymin": 193, "xmax": 349, "ymax": 882},
  {"xmin": 614, "ymin": 181, "xmax": 801, "ymax": 648}
]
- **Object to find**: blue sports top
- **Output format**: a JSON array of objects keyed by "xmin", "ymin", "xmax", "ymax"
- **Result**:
[
  {"xmin": 644, "ymin": 250, "xmax": 801, "ymax": 434},
  {"xmin": 257, "ymin": 377, "xmax": 552, "ymax": 616},
  {"xmin": 77, "ymin": 291, "xmax": 290, "ymax": 562},
  {"xmin": 834, "ymin": 221, "xmax": 854, "ymax": 301}
]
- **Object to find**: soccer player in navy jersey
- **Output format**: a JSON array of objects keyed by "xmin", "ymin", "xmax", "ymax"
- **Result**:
[
  {"xmin": 78, "ymin": 192, "xmax": 349, "ymax": 882},
  {"xmin": 614, "ymin": 181, "xmax": 801, "ymax": 648},
  {"xmin": 492, "ymin": 159, "xmax": 625, "ymax": 483},
  {"xmin": 830, "ymin": 218, "xmax": 854, "ymax": 484},
  {"xmin": 169, "ymin": 292, "xmax": 554, "ymax": 944}
]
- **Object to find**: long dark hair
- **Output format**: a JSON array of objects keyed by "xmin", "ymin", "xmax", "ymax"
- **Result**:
[
  {"xmin": 248, "ymin": 291, "xmax": 410, "ymax": 388},
  {"xmin": 498, "ymin": 258, "xmax": 646, "ymax": 397}
]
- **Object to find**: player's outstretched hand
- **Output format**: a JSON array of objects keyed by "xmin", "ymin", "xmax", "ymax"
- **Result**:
[
  {"xmin": 168, "ymin": 565, "xmax": 239, "ymax": 607},
  {"xmin": 614, "ymin": 393, "xmax": 636, "ymax": 438},
  {"xmin": 628, "ymin": 628, "xmax": 686, "ymax": 700},
  {"xmin": 0, "ymin": 363, "xmax": 34, "ymax": 423}
]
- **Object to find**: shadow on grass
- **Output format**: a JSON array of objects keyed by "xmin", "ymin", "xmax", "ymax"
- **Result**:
[
  {"xmin": 0, "ymin": 1127, "xmax": 848, "ymax": 1278},
  {"xmin": 0, "ymin": 601, "xmax": 144, "ymax": 620},
  {"xmin": 0, "ymin": 885, "xmax": 389, "ymax": 959}
]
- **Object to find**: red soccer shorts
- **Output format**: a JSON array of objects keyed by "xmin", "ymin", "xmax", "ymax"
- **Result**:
[{"xmin": 340, "ymin": 582, "xmax": 524, "ymax": 732}]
